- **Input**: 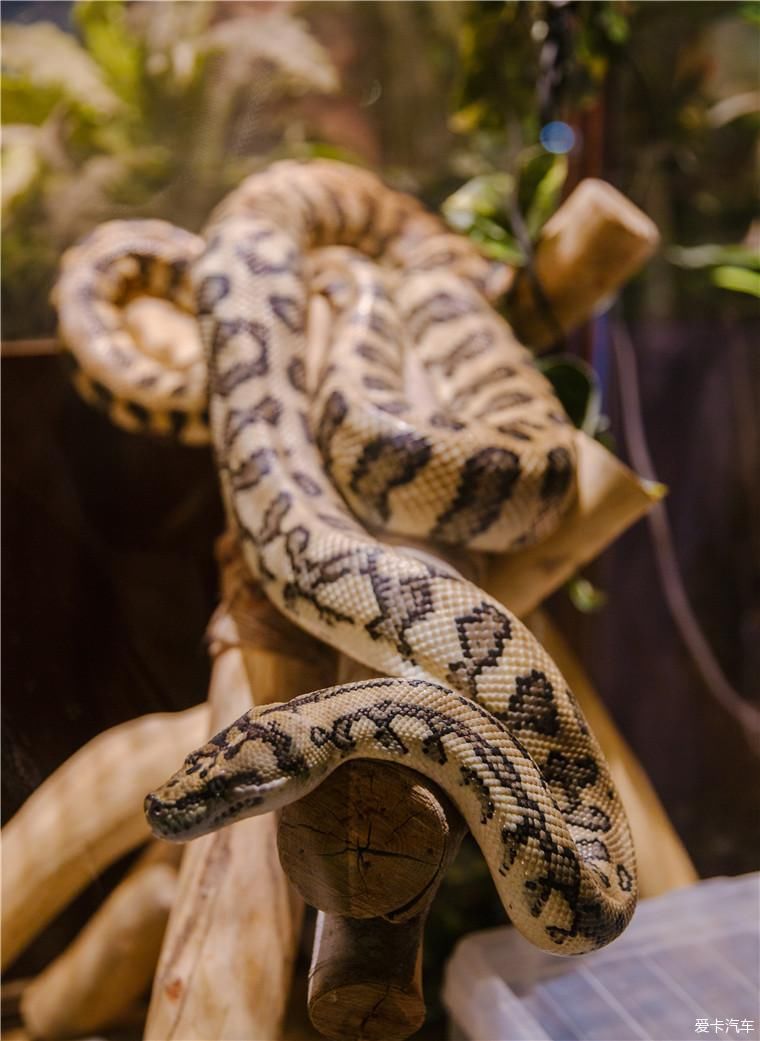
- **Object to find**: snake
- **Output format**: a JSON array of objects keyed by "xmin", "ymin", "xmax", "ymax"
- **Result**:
[{"xmin": 55, "ymin": 159, "xmax": 637, "ymax": 956}]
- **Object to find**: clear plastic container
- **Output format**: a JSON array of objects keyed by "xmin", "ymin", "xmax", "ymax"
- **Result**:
[{"xmin": 443, "ymin": 873, "xmax": 759, "ymax": 1041}]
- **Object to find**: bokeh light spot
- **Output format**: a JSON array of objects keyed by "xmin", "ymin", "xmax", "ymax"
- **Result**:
[{"xmin": 540, "ymin": 121, "xmax": 576, "ymax": 154}]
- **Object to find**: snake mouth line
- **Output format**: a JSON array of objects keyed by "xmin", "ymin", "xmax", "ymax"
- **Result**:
[{"xmin": 144, "ymin": 791, "xmax": 266, "ymax": 841}]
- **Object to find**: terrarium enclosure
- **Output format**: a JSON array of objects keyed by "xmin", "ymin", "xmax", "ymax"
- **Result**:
[{"xmin": 2, "ymin": 3, "xmax": 758, "ymax": 1041}]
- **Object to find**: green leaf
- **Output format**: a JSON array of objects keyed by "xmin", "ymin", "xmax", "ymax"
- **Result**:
[
  {"xmin": 599, "ymin": 6, "xmax": 631, "ymax": 46},
  {"xmin": 525, "ymin": 154, "xmax": 567, "ymax": 237},
  {"xmin": 537, "ymin": 355, "xmax": 602, "ymax": 435},
  {"xmin": 567, "ymin": 576, "xmax": 608, "ymax": 614},
  {"xmin": 1, "ymin": 127, "xmax": 44, "ymax": 212},
  {"xmin": 74, "ymin": 0, "xmax": 143, "ymax": 106},
  {"xmin": 469, "ymin": 233, "xmax": 524, "ymax": 265},
  {"xmin": 668, "ymin": 243, "xmax": 760, "ymax": 270},
  {"xmin": 441, "ymin": 172, "xmax": 514, "ymax": 232},
  {"xmin": 1, "ymin": 75, "xmax": 64, "ymax": 126},
  {"xmin": 711, "ymin": 265, "xmax": 760, "ymax": 297},
  {"xmin": 2, "ymin": 21, "xmax": 121, "ymax": 115}
]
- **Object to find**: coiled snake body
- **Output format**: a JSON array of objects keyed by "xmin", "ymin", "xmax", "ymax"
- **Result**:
[{"xmin": 56, "ymin": 160, "xmax": 636, "ymax": 955}]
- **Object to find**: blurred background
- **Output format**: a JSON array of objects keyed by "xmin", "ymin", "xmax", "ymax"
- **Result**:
[{"xmin": 2, "ymin": 0, "xmax": 758, "ymax": 1033}]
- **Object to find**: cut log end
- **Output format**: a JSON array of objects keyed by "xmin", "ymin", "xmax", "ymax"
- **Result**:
[
  {"xmin": 278, "ymin": 754, "xmax": 467, "ymax": 1041},
  {"xmin": 308, "ymin": 914, "xmax": 427, "ymax": 1041},
  {"xmin": 506, "ymin": 176, "xmax": 660, "ymax": 350},
  {"xmin": 278, "ymin": 760, "xmax": 461, "ymax": 921}
]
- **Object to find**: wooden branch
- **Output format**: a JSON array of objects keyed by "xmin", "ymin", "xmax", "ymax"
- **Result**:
[
  {"xmin": 277, "ymin": 649, "xmax": 467, "ymax": 1041},
  {"xmin": 0, "ymin": 337, "xmax": 60, "ymax": 358},
  {"xmin": 506, "ymin": 178, "xmax": 659, "ymax": 349},
  {"xmin": 288, "ymin": 681, "xmax": 467, "ymax": 1041},
  {"xmin": 278, "ymin": 759, "xmax": 460, "ymax": 920},
  {"xmin": 283, "ymin": 657, "xmax": 464, "ymax": 1041},
  {"xmin": 20, "ymin": 844, "xmax": 181, "ymax": 1040},
  {"xmin": 277, "ymin": 656, "xmax": 467, "ymax": 924},
  {"xmin": 1, "ymin": 703, "xmax": 208, "ymax": 971},
  {"xmin": 144, "ymin": 535, "xmax": 336, "ymax": 1041},
  {"xmin": 308, "ymin": 914, "xmax": 427, "ymax": 1041}
]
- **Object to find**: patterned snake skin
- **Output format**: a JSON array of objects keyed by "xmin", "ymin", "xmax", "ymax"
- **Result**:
[{"xmin": 55, "ymin": 160, "xmax": 636, "ymax": 955}]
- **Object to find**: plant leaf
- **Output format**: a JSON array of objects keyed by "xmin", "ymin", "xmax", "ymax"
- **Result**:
[
  {"xmin": 441, "ymin": 172, "xmax": 514, "ymax": 232},
  {"xmin": 524, "ymin": 153, "xmax": 568, "ymax": 237},
  {"xmin": 567, "ymin": 576, "xmax": 608, "ymax": 614},
  {"xmin": 537, "ymin": 355, "xmax": 602, "ymax": 435},
  {"xmin": 710, "ymin": 265, "xmax": 760, "ymax": 297},
  {"xmin": 668, "ymin": 243, "xmax": 760, "ymax": 270},
  {"xmin": 2, "ymin": 21, "xmax": 121, "ymax": 114},
  {"xmin": 74, "ymin": 0, "xmax": 143, "ymax": 106}
]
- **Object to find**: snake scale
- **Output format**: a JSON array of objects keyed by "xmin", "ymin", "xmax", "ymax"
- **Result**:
[{"xmin": 55, "ymin": 160, "xmax": 636, "ymax": 955}]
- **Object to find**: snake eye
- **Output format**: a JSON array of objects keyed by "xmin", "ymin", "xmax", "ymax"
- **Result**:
[{"xmin": 205, "ymin": 772, "xmax": 229, "ymax": 797}]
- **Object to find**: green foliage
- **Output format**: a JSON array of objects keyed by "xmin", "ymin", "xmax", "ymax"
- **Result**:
[
  {"xmin": 441, "ymin": 152, "xmax": 567, "ymax": 264},
  {"xmin": 739, "ymin": 1, "xmax": 760, "ymax": 25},
  {"xmin": 442, "ymin": 171, "xmax": 521, "ymax": 262},
  {"xmin": 74, "ymin": 0, "xmax": 145, "ymax": 105},
  {"xmin": 567, "ymin": 575, "xmax": 609, "ymax": 614},
  {"xmin": 448, "ymin": 0, "xmax": 758, "ymax": 321},
  {"xmin": 453, "ymin": 2, "xmax": 544, "ymax": 137},
  {"xmin": 537, "ymin": 355, "xmax": 602, "ymax": 435},
  {"xmin": 669, "ymin": 243, "xmax": 760, "ymax": 299},
  {"xmin": 1, "ymin": 0, "xmax": 337, "ymax": 337},
  {"xmin": 453, "ymin": 1, "xmax": 634, "ymax": 143},
  {"xmin": 2, "ymin": 76, "xmax": 68, "ymax": 126},
  {"xmin": 711, "ymin": 266, "xmax": 760, "ymax": 298}
]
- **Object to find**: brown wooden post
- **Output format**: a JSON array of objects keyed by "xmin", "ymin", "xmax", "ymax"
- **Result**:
[
  {"xmin": 276, "ymin": 613, "xmax": 471, "ymax": 1041},
  {"xmin": 506, "ymin": 178, "xmax": 658, "ymax": 350},
  {"xmin": 278, "ymin": 692, "xmax": 468, "ymax": 1041}
]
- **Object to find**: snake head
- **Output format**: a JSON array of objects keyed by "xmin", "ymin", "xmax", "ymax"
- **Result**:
[
  {"xmin": 144, "ymin": 758, "xmax": 268, "ymax": 842},
  {"xmin": 144, "ymin": 703, "xmax": 308, "ymax": 841}
]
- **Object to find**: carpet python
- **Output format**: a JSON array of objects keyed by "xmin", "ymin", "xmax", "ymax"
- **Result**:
[{"xmin": 55, "ymin": 160, "xmax": 637, "ymax": 955}]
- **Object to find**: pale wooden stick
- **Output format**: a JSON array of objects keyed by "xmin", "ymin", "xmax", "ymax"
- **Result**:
[
  {"xmin": 506, "ymin": 177, "xmax": 659, "ymax": 349},
  {"xmin": 144, "ymin": 537, "xmax": 335, "ymax": 1041},
  {"xmin": 527, "ymin": 611, "xmax": 698, "ymax": 896},
  {"xmin": 20, "ymin": 844, "xmax": 181, "ymax": 1040},
  {"xmin": 1, "ymin": 704, "xmax": 208, "ymax": 971}
]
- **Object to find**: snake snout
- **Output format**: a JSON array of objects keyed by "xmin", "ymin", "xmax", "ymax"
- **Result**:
[
  {"xmin": 144, "ymin": 789, "xmax": 197, "ymax": 841},
  {"xmin": 144, "ymin": 792, "xmax": 168, "ymax": 830}
]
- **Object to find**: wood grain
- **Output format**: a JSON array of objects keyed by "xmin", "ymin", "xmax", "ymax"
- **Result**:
[
  {"xmin": 144, "ymin": 537, "xmax": 336, "ymax": 1041},
  {"xmin": 1, "ymin": 703, "xmax": 208, "ymax": 971},
  {"xmin": 20, "ymin": 844, "xmax": 180, "ymax": 1040}
]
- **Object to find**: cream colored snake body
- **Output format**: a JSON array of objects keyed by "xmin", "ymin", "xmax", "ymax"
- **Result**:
[{"xmin": 56, "ymin": 160, "xmax": 636, "ymax": 955}]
